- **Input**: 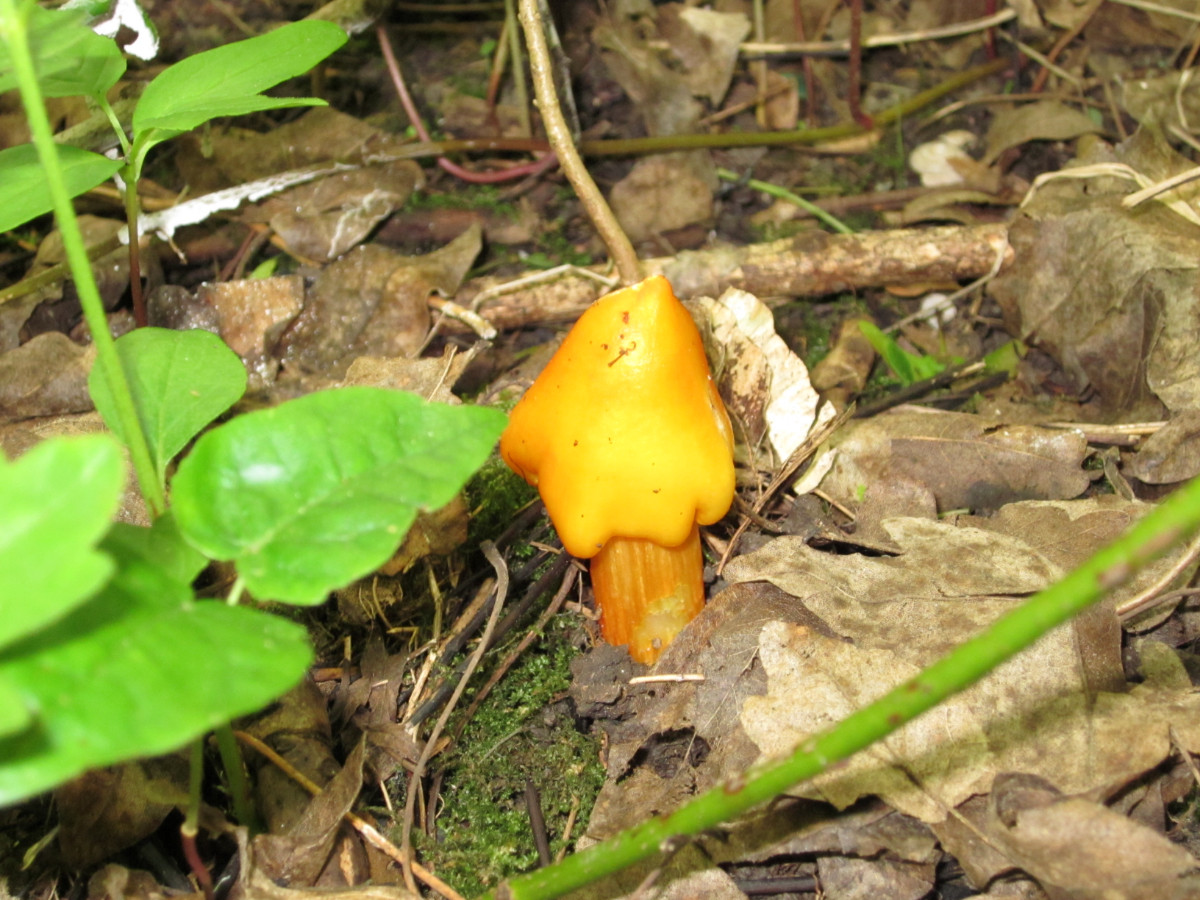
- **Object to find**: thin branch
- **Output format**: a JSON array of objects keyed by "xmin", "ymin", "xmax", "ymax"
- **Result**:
[
  {"xmin": 517, "ymin": 0, "xmax": 640, "ymax": 284},
  {"xmin": 400, "ymin": 541, "xmax": 510, "ymax": 892}
]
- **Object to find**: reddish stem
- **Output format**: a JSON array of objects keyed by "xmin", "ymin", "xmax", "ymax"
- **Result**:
[
  {"xmin": 377, "ymin": 24, "xmax": 555, "ymax": 184},
  {"xmin": 180, "ymin": 827, "xmax": 214, "ymax": 900},
  {"xmin": 983, "ymin": 0, "xmax": 997, "ymax": 59},
  {"xmin": 793, "ymin": 0, "xmax": 818, "ymax": 127},
  {"xmin": 846, "ymin": 0, "xmax": 872, "ymax": 129}
]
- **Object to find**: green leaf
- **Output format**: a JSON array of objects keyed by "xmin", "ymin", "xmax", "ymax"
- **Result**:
[
  {"xmin": 859, "ymin": 320, "xmax": 949, "ymax": 386},
  {"xmin": 89, "ymin": 328, "xmax": 247, "ymax": 491},
  {"xmin": 983, "ymin": 339, "xmax": 1025, "ymax": 376},
  {"xmin": 0, "ymin": 143, "xmax": 122, "ymax": 233},
  {"xmin": 129, "ymin": 20, "xmax": 347, "ymax": 171},
  {"xmin": 0, "ymin": 540, "xmax": 311, "ymax": 806},
  {"xmin": 103, "ymin": 514, "xmax": 207, "ymax": 588},
  {"xmin": 172, "ymin": 388, "xmax": 508, "ymax": 605},
  {"xmin": 0, "ymin": 674, "xmax": 32, "ymax": 739},
  {"xmin": 0, "ymin": 4, "xmax": 125, "ymax": 98},
  {"xmin": 0, "ymin": 435, "xmax": 123, "ymax": 652}
]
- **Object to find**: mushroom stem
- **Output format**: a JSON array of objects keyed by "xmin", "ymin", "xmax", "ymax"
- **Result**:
[{"xmin": 589, "ymin": 524, "xmax": 705, "ymax": 665}]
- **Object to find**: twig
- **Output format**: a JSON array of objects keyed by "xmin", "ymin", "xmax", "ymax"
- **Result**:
[
  {"xmin": 1115, "ymin": 529, "xmax": 1200, "ymax": 622},
  {"xmin": 452, "ymin": 561, "xmax": 577, "ymax": 739},
  {"xmin": 377, "ymin": 23, "xmax": 555, "ymax": 184},
  {"xmin": 525, "ymin": 781, "xmax": 552, "ymax": 866},
  {"xmin": 1030, "ymin": 0, "xmax": 1105, "ymax": 93},
  {"xmin": 233, "ymin": 730, "xmax": 465, "ymax": 900},
  {"xmin": 517, "ymin": 0, "xmax": 640, "ymax": 284},
  {"xmin": 1111, "ymin": 0, "xmax": 1200, "ymax": 24},
  {"xmin": 740, "ymin": 8, "xmax": 1017, "ymax": 55},
  {"xmin": 717, "ymin": 404, "xmax": 854, "ymax": 575},
  {"xmin": 846, "ymin": 0, "xmax": 871, "ymax": 128},
  {"xmin": 400, "ymin": 541, "xmax": 510, "ymax": 893},
  {"xmin": 885, "ymin": 232, "xmax": 1010, "ymax": 333}
]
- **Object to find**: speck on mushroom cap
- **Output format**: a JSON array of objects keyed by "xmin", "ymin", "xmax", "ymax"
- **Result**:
[{"xmin": 499, "ymin": 275, "xmax": 735, "ymax": 558}]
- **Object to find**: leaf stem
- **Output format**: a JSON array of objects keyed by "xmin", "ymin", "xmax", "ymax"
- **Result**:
[
  {"xmin": 485, "ymin": 473, "xmax": 1200, "ymax": 899},
  {"xmin": 215, "ymin": 723, "xmax": 261, "ymax": 833},
  {"xmin": 0, "ymin": 0, "xmax": 165, "ymax": 516}
]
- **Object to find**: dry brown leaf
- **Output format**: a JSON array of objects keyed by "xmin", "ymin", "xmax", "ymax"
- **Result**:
[
  {"xmin": 610, "ymin": 152, "xmax": 716, "ymax": 244},
  {"xmin": 174, "ymin": 107, "xmax": 416, "ymax": 193},
  {"xmin": 698, "ymin": 287, "xmax": 833, "ymax": 462},
  {"xmin": 724, "ymin": 505, "xmax": 1200, "ymax": 826},
  {"xmin": 254, "ymin": 739, "xmax": 370, "ymax": 887},
  {"xmin": 0, "ymin": 411, "xmax": 149, "ymax": 525},
  {"xmin": 810, "ymin": 317, "xmax": 876, "ymax": 411},
  {"xmin": 982, "ymin": 101, "xmax": 1102, "ymax": 167},
  {"xmin": 278, "ymin": 226, "xmax": 481, "ymax": 377},
  {"xmin": 594, "ymin": 15, "xmax": 701, "ymax": 137},
  {"xmin": 232, "ymin": 827, "xmax": 419, "ymax": 900},
  {"xmin": 56, "ymin": 755, "xmax": 189, "ymax": 869},
  {"xmin": 0, "ymin": 332, "xmax": 94, "ymax": 424},
  {"xmin": 658, "ymin": 4, "xmax": 751, "ymax": 105},
  {"xmin": 1, "ymin": 216, "xmax": 127, "ymax": 353},
  {"xmin": 1128, "ymin": 411, "xmax": 1200, "ymax": 484},
  {"xmin": 818, "ymin": 855, "xmax": 935, "ymax": 900},
  {"xmin": 149, "ymin": 276, "xmax": 305, "ymax": 390},
  {"xmin": 990, "ymin": 132, "xmax": 1200, "ymax": 417},
  {"xmin": 247, "ymin": 160, "xmax": 424, "ymax": 263},
  {"xmin": 937, "ymin": 770, "xmax": 1200, "ymax": 899},
  {"xmin": 819, "ymin": 407, "xmax": 1090, "ymax": 517}
]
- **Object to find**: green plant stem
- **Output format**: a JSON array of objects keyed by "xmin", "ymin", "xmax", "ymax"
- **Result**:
[
  {"xmin": 95, "ymin": 94, "xmax": 131, "ymax": 157},
  {"xmin": 215, "ymin": 723, "xmax": 260, "ymax": 833},
  {"xmin": 185, "ymin": 737, "xmax": 203, "ymax": 833},
  {"xmin": 716, "ymin": 167, "xmax": 854, "ymax": 235},
  {"xmin": 0, "ymin": 0, "xmax": 165, "ymax": 517},
  {"xmin": 484, "ymin": 473, "xmax": 1200, "ymax": 900}
]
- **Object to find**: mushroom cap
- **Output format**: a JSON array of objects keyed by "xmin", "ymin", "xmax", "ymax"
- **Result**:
[{"xmin": 500, "ymin": 275, "xmax": 735, "ymax": 558}]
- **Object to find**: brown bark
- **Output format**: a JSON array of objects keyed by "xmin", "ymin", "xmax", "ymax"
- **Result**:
[{"xmin": 462, "ymin": 222, "xmax": 1012, "ymax": 332}]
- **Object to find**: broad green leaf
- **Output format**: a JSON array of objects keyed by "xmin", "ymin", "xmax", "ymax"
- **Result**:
[
  {"xmin": 0, "ymin": 435, "xmax": 123, "ymax": 651},
  {"xmin": 0, "ymin": 542, "xmax": 311, "ymax": 805},
  {"xmin": 0, "ymin": 143, "xmax": 122, "ymax": 233},
  {"xmin": 0, "ymin": 674, "xmax": 32, "ymax": 739},
  {"xmin": 0, "ymin": 4, "xmax": 125, "ymax": 98},
  {"xmin": 172, "ymin": 388, "xmax": 508, "ymax": 605},
  {"xmin": 130, "ymin": 20, "xmax": 347, "ymax": 171},
  {"xmin": 103, "ymin": 515, "xmax": 207, "ymax": 588},
  {"xmin": 89, "ymin": 328, "xmax": 247, "ymax": 490}
]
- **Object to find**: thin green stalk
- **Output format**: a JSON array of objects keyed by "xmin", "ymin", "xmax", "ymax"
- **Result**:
[
  {"xmin": 716, "ymin": 167, "xmax": 854, "ymax": 234},
  {"xmin": 95, "ymin": 94, "xmax": 131, "ymax": 157},
  {"xmin": 185, "ymin": 737, "xmax": 204, "ymax": 834},
  {"xmin": 0, "ymin": 0, "xmax": 165, "ymax": 516},
  {"xmin": 485, "ymin": 474, "xmax": 1200, "ymax": 899},
  {"xmin": 215, "ymin": 723, "xmax": 261, "ymax": 833}
]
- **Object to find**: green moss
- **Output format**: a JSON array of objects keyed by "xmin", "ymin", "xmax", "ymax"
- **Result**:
[
  {"xmin": 405, "ymin": 184, "xmax": 519, "ymax": 219},
  {"xmin": 525, "ymin": 225, "xmax": 593, "ymax": 270},
  {"xmin": 464, "ymin": 454, "xmax": 538, "ymax": 550},
  {"xmin": 412, "ymin": 620, "xmax": 605, "ymax": 895}
]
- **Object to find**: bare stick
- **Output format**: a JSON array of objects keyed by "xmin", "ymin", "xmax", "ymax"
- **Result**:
[{"xmin": 517, "ymin": 0, "xmax": 640, "ymax": 285}]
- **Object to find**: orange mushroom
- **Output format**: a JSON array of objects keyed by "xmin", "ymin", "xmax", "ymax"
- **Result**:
[{"xmin": 499, "ymin": 275, "xmax": 735, "ymax": 664}]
